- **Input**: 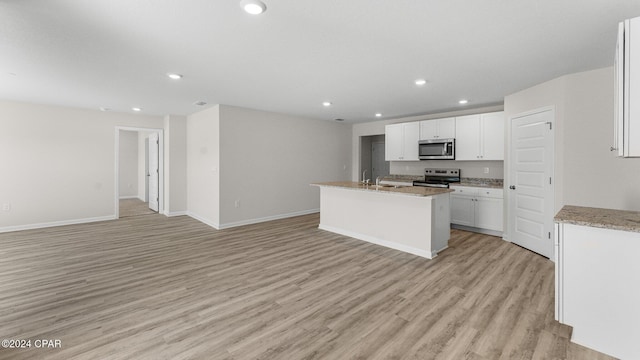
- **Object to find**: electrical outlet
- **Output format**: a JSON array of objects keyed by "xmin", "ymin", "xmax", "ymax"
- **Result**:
[
  {"xmin": 484, "ymin": 167, "xmax": 490, "ymax": 174},
  {"xmin": 2, "ymin": 203, "xmax": 11, "ymax": 212},
  {"xmin": 234, "ymin": 200, "xmax": 240, "ymax": 208}
]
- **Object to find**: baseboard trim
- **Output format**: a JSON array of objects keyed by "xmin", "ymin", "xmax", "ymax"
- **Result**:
[
  {"xmin": 164, "ymin": 211, "xmax": 188, "ymax": 217},
  {"xmin": 217, "ymin": 209, "xmax": 320, "ymax": 230},
  {"xmin": 118, "ymin": 196, "xmax": 139, "ymax": 200},
  {"xmin": 187, "ymin": 212, "xmax": 220, "ymax": 230},
  {"xmin": 318, "ymin": 224, "xmax": 434, "ymax": 259},
  {"xmin": 0, "ymin": 215, "xmax": 117, "ymax": 233},
  {"xmin": 451, "ymin": 224, "xmax": 503, "ymax": 238}
]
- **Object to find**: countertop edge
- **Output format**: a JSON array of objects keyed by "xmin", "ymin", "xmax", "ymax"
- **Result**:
[
  {"xmin": 554, "ymin": 205, "xmax": 640, "ymax": 234},
  {"xmin": 311, "ymin": 182, "xmax": 453, "ymax": 198}
]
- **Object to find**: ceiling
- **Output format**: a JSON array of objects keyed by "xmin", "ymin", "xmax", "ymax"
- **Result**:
[{"xmin": 1, "ymin": 0, "xmax": 640, "ymax": 123}]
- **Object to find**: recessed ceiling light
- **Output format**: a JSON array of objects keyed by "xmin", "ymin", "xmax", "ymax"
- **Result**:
[
  {"xmin": 322, "ymin": 101, "xmax": 332, "ymax": 107},
  {"xmin": 415, "ymin": 79, "xmax": 427, "ymax": 86},
  {"xmin": 458, "ymin": 99, "xmax": 469, "ymax": 105},
  {"xmin": 132, "ymin": 107, "xmax": 142, "ymax": 112},
  {"xmin": 240, "ymin": 0, "xmax": 266, "ymax": 15},
  {"xmin": 375, "ymin": 113, "xmax": 382, "ymax": 117},
  {"xmin": 167, "ymin": 73, "xmax": 183, "ymax": 80}
]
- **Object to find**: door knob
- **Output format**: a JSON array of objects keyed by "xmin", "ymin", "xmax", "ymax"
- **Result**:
[{"xmin": 509, "ymin": 185, "xmax": 516, "ymax": 190}]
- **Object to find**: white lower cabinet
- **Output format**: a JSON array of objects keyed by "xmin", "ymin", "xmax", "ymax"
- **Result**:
[
  {"xmin": 555, "ymin": 222, "xmax": 640, "ymax": 359},
  {"xmin": 450, "ymin": 186, "xmax": 503, "ymax": 235}
]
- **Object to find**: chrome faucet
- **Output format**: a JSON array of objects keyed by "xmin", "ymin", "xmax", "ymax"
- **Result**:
[{"xmin": 362, "ymin": 169, "xmax": 370, "ymax": 184}]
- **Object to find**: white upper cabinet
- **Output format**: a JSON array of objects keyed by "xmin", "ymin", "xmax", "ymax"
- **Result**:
[
  {"xmin": 419, "ymin": 117, "xmax": 455, "ymax": 140},
  {"xmin": 613, "ymin": 16, "xmax": 640, "ymax": 157},
  {"xmin": 385, "ymin": 122, "xmax": 419, "ymax": 161},
  {"xmin": 455, "ymin": 111, "xmax": 505, "ymax": 160}
]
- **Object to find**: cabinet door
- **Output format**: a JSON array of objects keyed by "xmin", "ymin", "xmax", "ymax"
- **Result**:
[
  {"xmin": 455, "ymin": 115, "xmax": 481, "ymax": 160},
  {"xmin": 481, "ymin": 112, "xmax": 505, "ymax": 160},
  {"xmin": 402, "ymin": 122, "xmax": 420, "ymax": 160},
  {"xmin": 475, "ymin": 197, "xmax": 503, "ymax": 231},
  {"xmin": 628, "ymin": 16, "xmax": 640, "ymax": 156},
  {"xmin": 385, "ymin": 124, "xmax": 404, "ymax": 161},
  {"xmin": 450, "ymin": 195, "xmax": 475, "ymax": 226},
  {"xmin": 437, "ymin": 117, "xmax": 456, "ymax": 139},
  {"xmin": 419, "ymin": 120, "xmax": 438, "ymax": 140}
]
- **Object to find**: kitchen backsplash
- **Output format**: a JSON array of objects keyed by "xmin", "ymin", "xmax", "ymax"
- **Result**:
[{"xmin": 389, "ymin": 160, "xmax": 504, "ymax": 179}]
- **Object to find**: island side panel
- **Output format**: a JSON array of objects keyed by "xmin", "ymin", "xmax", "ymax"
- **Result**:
[
  {"xmin": 431, "ymin": 193, "xmax": 451, "ymax": 255},
  {"xmin": 318, "ymin": 186, "xmax": 436, "ymax": 259}
]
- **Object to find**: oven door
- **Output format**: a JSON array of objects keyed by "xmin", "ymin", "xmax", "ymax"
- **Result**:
[{"xmin": 419, "ymin": 139, "xmax": 455, "ymax": 160}]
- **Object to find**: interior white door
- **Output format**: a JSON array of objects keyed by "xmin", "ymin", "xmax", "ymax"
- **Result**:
[
  {"xmin": 508, "ymin": 109, "xmax": 554, "ymax": 258},
  {"xmin": 147, "ymin": 133, "xmax": 159, "ymax": 212}
]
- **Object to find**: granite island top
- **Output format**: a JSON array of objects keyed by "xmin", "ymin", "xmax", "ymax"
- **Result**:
[
  {"xmin": 311, "ymin": 181, "xmax": 453, "ymax": 197},
  {"xmin": 554, "ymin": 205, "xmax": 640, "ymax": 233}
]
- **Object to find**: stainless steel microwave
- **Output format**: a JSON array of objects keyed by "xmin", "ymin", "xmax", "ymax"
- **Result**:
[{"xmin": 418, "ymin": 138, "xmax": 455, "ymax": 160}]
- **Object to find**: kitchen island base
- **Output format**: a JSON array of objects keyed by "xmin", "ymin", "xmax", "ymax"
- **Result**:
[{"xmin": 316, "ymin": 185, "xmax": 451, "ymax": 259}]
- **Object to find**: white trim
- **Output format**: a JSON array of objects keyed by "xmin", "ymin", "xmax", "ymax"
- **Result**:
[
  {"xmin": 217, "ymin": 209, "xmax": 319, "ymax": 230},
  {"xmin": 164, "ymin": 211, "xmax": 188, "ymax": 217},
  {"xmin": 187, "ymin": 212, "xmax": 220, "ymax": 230},
  {"xmin": 0, "ymin": 215, "xmax": 116, "ymax": 234},
  {"xmin": 118, "ymin": 195, "xmax": 139, "ymax": 200},
  {"xmin": 318, "ymin": 224, "xmax": 435, "ymax": 259},
  {"xmin": 451, "ymin": 224, "xmax": 503, "ymax": 238}
]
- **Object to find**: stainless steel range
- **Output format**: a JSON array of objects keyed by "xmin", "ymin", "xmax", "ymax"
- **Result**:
[{"xmin": 413, "ymin": 168, "xmax": 460, "ymax": 188}]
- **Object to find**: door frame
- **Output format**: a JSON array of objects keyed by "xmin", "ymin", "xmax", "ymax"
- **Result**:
[
  {"xmin": 505, "ymin": 106, "xmax": 555, "ymax": 257},
  {"xmin": 115, "ymin": 126, "xmax": 164, "ymax": 218}
]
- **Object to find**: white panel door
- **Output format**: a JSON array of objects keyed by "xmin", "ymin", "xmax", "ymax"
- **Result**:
[
  {"xmin": 508, "ymin": 109, "xmax": 554, "ymax": 258},
  {"xmin": 148, "ymin": 133, "xmax": 159, "ymax": 212}
]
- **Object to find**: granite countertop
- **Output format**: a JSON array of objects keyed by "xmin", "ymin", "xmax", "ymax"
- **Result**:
[
  {"xmin": 311, "ymin": 181, "xmax": 453, "ymax": 197},
  {"xmin": 455, "ymin": 178, "xmax": 504, "ymax": 189},
  {"xmin": 554, "ymin": 205, "xmax": 640, "ymax": 233}
]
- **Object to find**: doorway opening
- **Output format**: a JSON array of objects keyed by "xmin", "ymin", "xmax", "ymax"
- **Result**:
[
  {"xmin": 360, "ymin": 135, "xmax": 389, "ymax": 181},
  {"xmin": 115, "ymin": 127, "xmax": 164, "ymax": 219}
]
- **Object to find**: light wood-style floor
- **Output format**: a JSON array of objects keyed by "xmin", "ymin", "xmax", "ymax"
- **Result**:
[
  {"xmin": 119, "ymin": 198, "xmax": 155, "ymax": 218},
  {"xmin": 0, "ymin": 213, "xmax": 615, "ymax": 360}
]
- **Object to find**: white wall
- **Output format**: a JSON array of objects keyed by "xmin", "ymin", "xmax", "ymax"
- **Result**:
[
  {"xmin": 505, "ymin": 66, "xmax": 640, "ymax": 212},
  {"xmin": 118, "ymin": 130, "xmax": 139, "ymax": 198},
  {"xmin": 352, "ymin": 105, "xmax": 505, "ymax": 181},
  {"xmin": 564, "ymin": 68, "xmax": 640, "ymax": 210},
  {"xmin": 186, "ymin": 105, "xmax": 220, "ymax": 227},
  {"xmin": 218, "ymin": 105, "xmax": 352, "ymax": 227},
  {"xmin": 0, "ymin": 100, "xmax": 165, "ymax": 231},
  {"xmin": 164, "ymin": 115, "xmax": 187, "ymax": 215}
]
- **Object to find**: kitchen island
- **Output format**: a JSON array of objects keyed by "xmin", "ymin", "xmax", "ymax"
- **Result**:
[{"xmin": 311, "ymin": 181, "xmax": 453, "ymax": 259}]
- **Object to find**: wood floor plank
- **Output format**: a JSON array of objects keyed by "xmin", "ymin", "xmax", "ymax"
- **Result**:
[{"xmin": 0, "ymin": 208, "xmax": 617, "ymax": 360}]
